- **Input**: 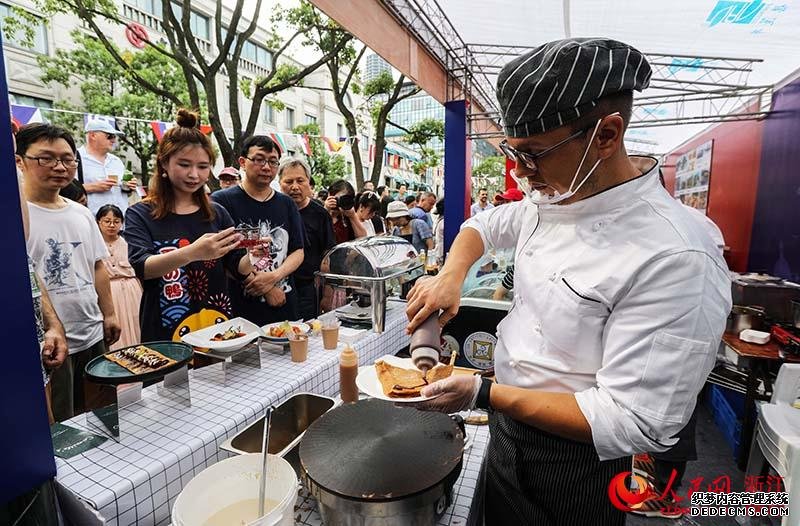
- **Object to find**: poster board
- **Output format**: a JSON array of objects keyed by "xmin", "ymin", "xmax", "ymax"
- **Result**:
[{"xmin": 674, "ymin": 140, "xmax": 713, "ymax": 214}]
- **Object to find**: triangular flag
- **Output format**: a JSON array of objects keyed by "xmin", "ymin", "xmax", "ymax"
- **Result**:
[
  {"xmin": 298, "ymin": 134, "xmax": 312, "ymax": 156},
  {"xmin": 270, "ymin": 133, "xmax": 287, "ymax": 153},
  {"xmin": 150, "ymin": 121, "xmax": 175, "ymax": 142},
  {"xmin": 199, "ymin": 124, "xmax": 213, "ymax": 135},
  {"xmin": 10, "ymin": 104, "xmax": 44, "ymax": 126},
  {"xmin": 322, "ymin": 136, "xmax": 344, "ymax": 153}
]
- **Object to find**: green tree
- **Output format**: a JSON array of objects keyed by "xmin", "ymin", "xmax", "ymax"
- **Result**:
[
  {"xmin": 292, "ymin": 122, "xmax": 347, "ymax": 189},
  {"xmin": 472, "ymin": 155, "xmax": 505, "ymax": 179},
  {"xmin": 289, "ymin": 2, "xmax": 420, "ymax": 189},
  {"xmin": 471, "ymin": 155, "xmax": 505, "ymax": 194},
  {"xmin": 401, "ymin": 118, "xmax": 444, "ymax": 177},
  {"xmin": 37, "ymin": 31, "xmax": 195, "ymax": 183},
  {"xmin": 9, "ymin": 0, "xmax": 349, "ymax": 165}
]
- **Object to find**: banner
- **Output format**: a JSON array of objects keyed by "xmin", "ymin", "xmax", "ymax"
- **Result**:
[{"xmin": 674, "ymin": 140, "xmax": 713, "ymax": 214}]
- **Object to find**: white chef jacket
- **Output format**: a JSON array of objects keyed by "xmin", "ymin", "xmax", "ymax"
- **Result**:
[
  {"xmin": 683, "ymin": 205, "xmax": 725, "ymax": 256},
  {"xmin": 462, "ymin": 158, "xmax": 732, "ymax": 460}
]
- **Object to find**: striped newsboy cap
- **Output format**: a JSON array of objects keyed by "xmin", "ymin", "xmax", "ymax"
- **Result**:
[{"xmin": 496, "ymin": 38, "xmax": 651, "ymax": 137}]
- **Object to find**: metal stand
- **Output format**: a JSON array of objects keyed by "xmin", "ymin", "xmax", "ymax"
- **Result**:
[
  {"xmin": 84, "ymin": 364, "xmax": 192, "ymax": 442},
  {"xmin": 193, "ymin": 343, "xmax": 265, "ymax": 386},
  {"xmin": 156, "ymin": 365, "xmax": 192, "ymax": 407},
  {"xmin": 258, "ymin": 338, "xmax": 290, "ymax": 357},
  {"xmin": 84, "ymin": 381, "xmax": 142, "ymax": 441}
]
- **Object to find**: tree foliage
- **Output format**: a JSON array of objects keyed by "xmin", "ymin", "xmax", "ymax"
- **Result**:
[
  {"xmin": 472, "ymin": 155, "xmax": 505, "ymax": 179},
  {"xmin": 15, "ymin": 0, "xmax": 349, "ymax": 165},
  {"xmin": 292, "ymin": 122, "xmax": 346, "ymax": 189},
  {"xmin": 401, "ymin": 118, "xmax": 444, "ymax": 177},
  {"xmin": 37, "ymin": 30, "xmax": 195, "ymax": 182},
  {"xmin": 403, "ymin": 118, "xmax": 444, "ymax": 148},
  {"xmin": 291, "ymin": 2, "xmax": 421, "ymax": 189}
]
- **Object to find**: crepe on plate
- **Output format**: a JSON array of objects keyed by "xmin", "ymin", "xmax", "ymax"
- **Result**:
[
  {"xmin": 105, "ymin": 345, "xmax": 176, "ymax": 374},
  {"xmin": 374, "ymin": 353, "xmax": 456, "ymax": 398}
]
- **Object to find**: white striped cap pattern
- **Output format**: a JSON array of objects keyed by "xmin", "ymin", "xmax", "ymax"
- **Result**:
[{"xmin": 496, "ymin": 38, "xmax": 651, "ymax": 138}]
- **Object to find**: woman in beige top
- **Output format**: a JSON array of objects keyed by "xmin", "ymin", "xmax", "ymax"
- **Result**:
[{"xmin": 96, "ymin": 204, "xmax": 143, "ymax": 350}]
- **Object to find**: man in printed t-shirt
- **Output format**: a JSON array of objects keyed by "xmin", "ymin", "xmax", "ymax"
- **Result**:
[{"xmin": 212, "ymin": 135, "xmax": 305, "ymax": 325}]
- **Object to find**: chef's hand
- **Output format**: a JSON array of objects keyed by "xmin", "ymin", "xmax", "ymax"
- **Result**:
[
  {"xmin": 244, "ymin": 271, "xmax": 279, "ymax": 297},
  {"xmin": 264, "ymin": 286, "xmax": 286, "ymax": 307},
  {"xmin": 103, "ymin": 314, "xmax": 121, "ymax": 346},
  {"xmin": 415, "ymin": 375, "xmax": 482, "ymax": 413},
  {"xmin": 405, "ymin": 274, "xmax": 462, "ymax": 333},
  {"xmin": 41, "ymin": 327, "xmax": 68, "ymax": 370}
]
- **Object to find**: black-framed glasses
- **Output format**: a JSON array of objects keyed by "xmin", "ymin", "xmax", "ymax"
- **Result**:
[
  {"xmin": 105, "ymin": 133, "xmax": 118, "ymax": 140},
  {"xmin": 246, "ymin": 157, "xmax": 280, "ymax": 168},
  {"xmin": 23, "ymin": 155, "xmax": 80, "ymax": 168},
  {"xmin": 499, "ymin": 127, "xmax": 589, "ymax": 172}
]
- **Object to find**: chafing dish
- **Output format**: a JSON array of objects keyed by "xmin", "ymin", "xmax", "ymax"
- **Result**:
[{"xmin": 317, "ymin": 236, "xmax": 424, "ymax": 333}]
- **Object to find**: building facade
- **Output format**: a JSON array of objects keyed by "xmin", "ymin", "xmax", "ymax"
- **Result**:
[
  {"xmin": 363, "ymin": 53, "xmax": 391, "ymax": 83},
  {"xmin": 1, "ymin": 0, "xmax": 378, "ymax": 183}
]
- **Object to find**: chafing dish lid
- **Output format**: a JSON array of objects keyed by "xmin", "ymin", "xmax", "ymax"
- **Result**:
[{"xmin": 318, "ymin": 236, "xmax": 420, "ymax": 279}]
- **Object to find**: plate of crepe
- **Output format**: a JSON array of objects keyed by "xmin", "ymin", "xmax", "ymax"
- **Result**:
[
  {"xmin": 84, "ymin": 341, "xmax": 193, "ymax": 385},
  {"xmin": 355, "ymin": 353, "xmax": 456, "ymax": 403}
]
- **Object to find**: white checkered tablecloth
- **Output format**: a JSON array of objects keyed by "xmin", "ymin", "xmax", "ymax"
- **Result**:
[
  {"xmin": 55, "ymin": 307, "xmax": 413, "ymax": 526},
  {"xmin": 293, "ymin": 416, "xmax": 490, "ymax": 526}
]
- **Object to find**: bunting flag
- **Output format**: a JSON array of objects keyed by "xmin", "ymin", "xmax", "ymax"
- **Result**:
[
  {"xmin": 150, "ymin": 121, "xmax": 175, "ymax": 142},
  {"xmin": 297, "ymin": 134, "xmax": 312, "ymax": 155},
  {"xmin": 322, "ymin": 136, "xmax": 345, "ymax": 153},
  {"xmin": 10, "ymin": 104, "xmax": 45, "ymax": 128},
  {"xmin": 270, "ymin": 132, "xmax": 287, "ymax": 153},
  {"xmin": 150, "ymin": 120, "xmax": 213, "ymax": 142}
]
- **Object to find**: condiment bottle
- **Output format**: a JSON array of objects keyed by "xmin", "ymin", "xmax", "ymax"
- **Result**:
[
  {"xmin": 410, "ymin": 312, "xmax": 441, "ymax": 374},
  {"xmin": 339, "ymin": 345, "xmax": 359, "ymax": 403}
]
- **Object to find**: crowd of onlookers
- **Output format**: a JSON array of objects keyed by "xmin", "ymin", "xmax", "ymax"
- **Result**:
[{"xmin": 14, "ymin": 109, "xmax": 457, "ymax": 425}]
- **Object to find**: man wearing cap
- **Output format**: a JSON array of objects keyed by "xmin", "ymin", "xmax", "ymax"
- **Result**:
[
  {"xmin": 406, "ymin": 38, "xmax": 731, "ymax": 525},
  {"xmin": 498, "ymin": 187, "xmax": 525, "ymax": 205},
  {"xmin": 79, "ymin": 119, "xmax": 135, "ymax": 215},
  {"xmin": 217, "ymin": 166, "xmax": 241, "ymax": 190}
]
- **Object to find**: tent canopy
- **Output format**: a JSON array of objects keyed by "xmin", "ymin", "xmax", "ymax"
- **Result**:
[{"xmin": 428, "ymin": 0, "xmax": 800, "ymax": 153}]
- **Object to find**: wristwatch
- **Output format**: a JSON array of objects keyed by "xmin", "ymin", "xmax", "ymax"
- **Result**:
[{"xmin": 475, "ymin": 377, "xmax": 493, "ymax": 411}]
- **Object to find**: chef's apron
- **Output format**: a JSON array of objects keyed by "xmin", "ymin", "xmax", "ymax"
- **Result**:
[{"xmin": 484, "ymin": 411, "xmax": 630, "ymax": 526}]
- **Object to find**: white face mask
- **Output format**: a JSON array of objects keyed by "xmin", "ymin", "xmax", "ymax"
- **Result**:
[{"xmin": 512, "ymin": 116, "xmax": 608, "ymax": 206}]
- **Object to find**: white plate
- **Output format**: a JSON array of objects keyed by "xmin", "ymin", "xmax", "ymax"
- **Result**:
[
  {"xmin": 355, "ymin": 355, "xmax": 442, "ymax": 403},
  {"xmin": 181, "ymin": 317, "xmax": 261, "ymax": 353},
  {"xmin": 260, "ymin": 322, "xmax": 311, "ymax": 344}
]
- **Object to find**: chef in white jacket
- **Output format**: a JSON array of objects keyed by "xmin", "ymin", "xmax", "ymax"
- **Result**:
[{"xmin": 406, "ymin": 38, "xmax": 732, "ymax": 526}]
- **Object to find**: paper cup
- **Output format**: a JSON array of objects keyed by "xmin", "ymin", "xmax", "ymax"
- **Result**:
[
  {"xmin": 289, "ymin": 335, "xmax": 309, "ymax": 363},
  {"xmin": 321, "ymin": 326, "xmax": 339, "ymax": 350}
]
